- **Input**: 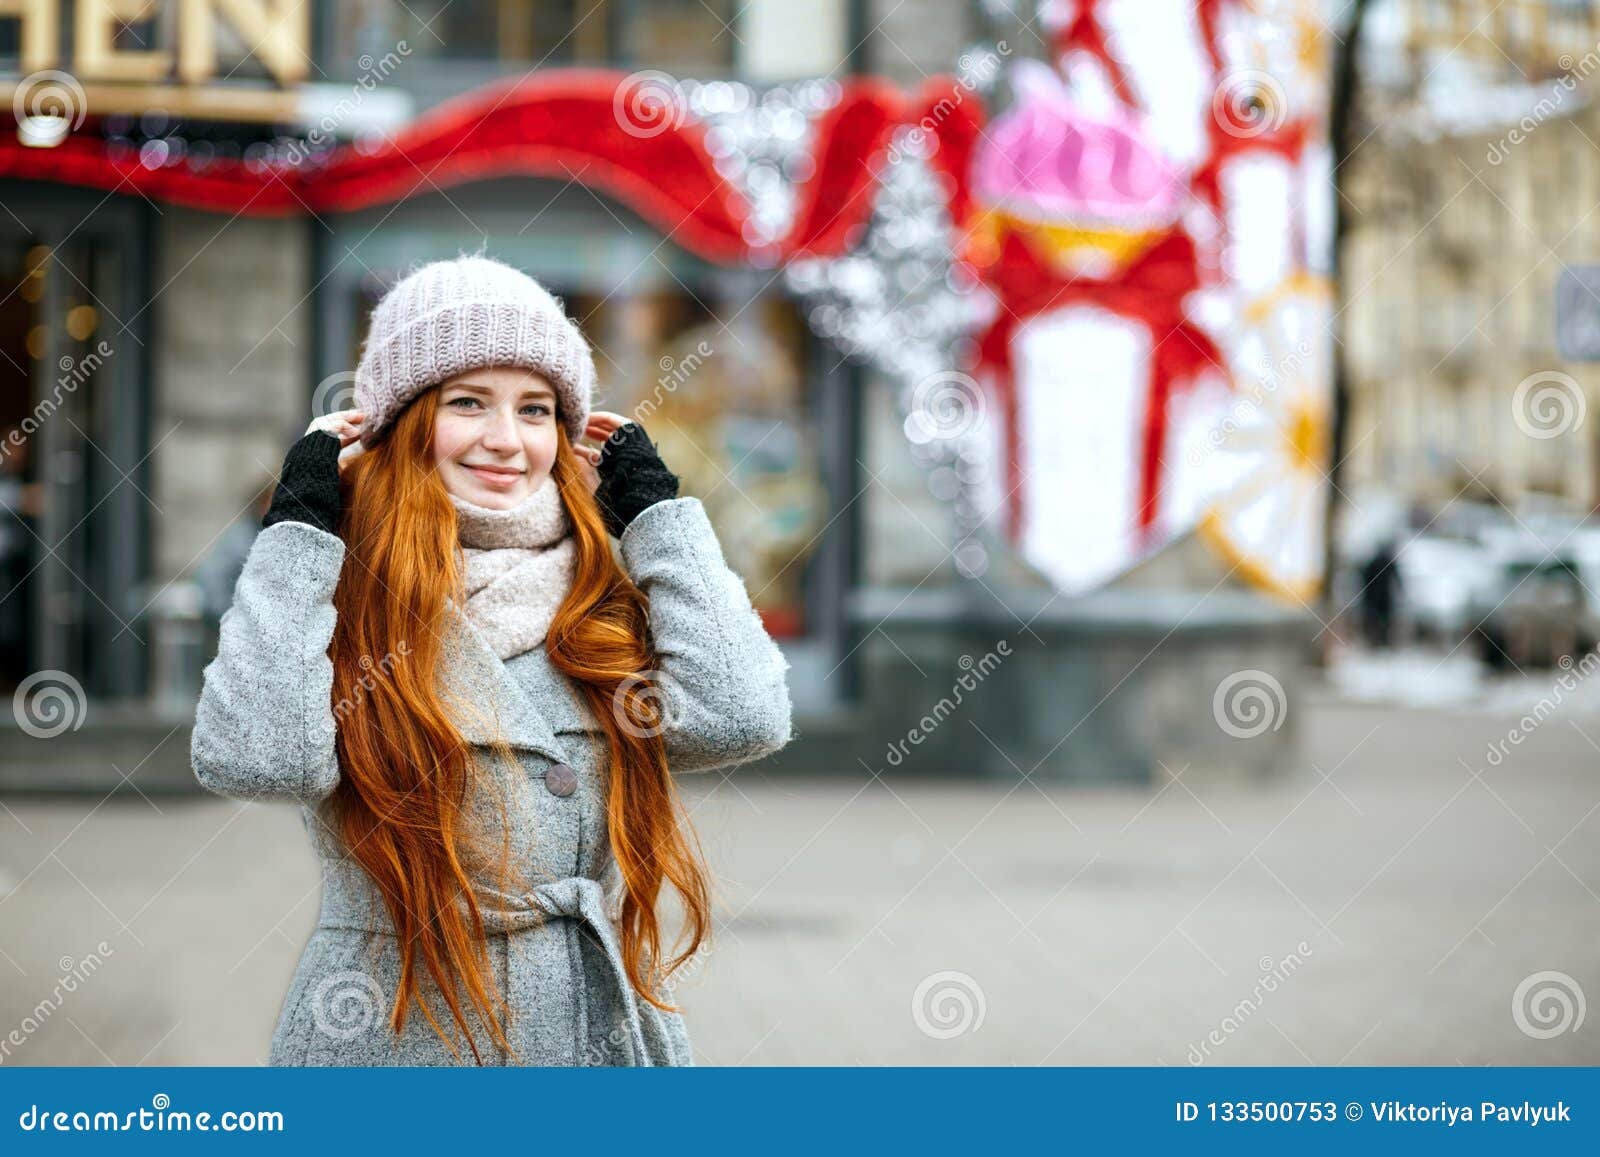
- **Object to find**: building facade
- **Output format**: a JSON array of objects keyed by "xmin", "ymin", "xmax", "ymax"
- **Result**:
[{"xmin": 1342, "ymin": 0, "xmax": 1600, "ymax": 514}]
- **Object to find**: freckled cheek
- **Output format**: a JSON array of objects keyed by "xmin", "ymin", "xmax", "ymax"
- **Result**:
[
  {"xmin": 431, "ymin": 417, "xmax": 475, "ymax": 467},
  {"xmin": 524, "ymin": 429, "xmax": 559, "ymax": 476}
]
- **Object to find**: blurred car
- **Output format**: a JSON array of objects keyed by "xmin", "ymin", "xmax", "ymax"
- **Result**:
[
  {"xmin": 1393, "ymin": 535, "xmax": 1497, "ymax": 644},
  {"xmin": 1468, "ymin": 544, "xmax": 1600, "ymax": 671}
]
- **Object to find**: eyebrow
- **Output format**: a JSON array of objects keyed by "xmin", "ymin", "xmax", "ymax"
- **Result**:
[{"xmin": 446, "ymin": 380, "xmax": 556, "ymax": 401}]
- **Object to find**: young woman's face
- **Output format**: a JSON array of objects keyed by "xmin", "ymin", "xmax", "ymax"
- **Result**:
[{"xmin": 430, "ymin": 367, "xmax": 560, "ymax": 509}]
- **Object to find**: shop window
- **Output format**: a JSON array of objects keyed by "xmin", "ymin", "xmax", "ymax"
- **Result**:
[{"xmin": 564, "ymin": 290, "xmax": 826, "ymax": 641}]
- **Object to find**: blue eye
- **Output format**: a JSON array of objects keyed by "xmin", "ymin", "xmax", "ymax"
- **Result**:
[
  {"xmin": 522, "ymin": 403, "xmax": 552, "ymax": 417},
  {"xmin": 448, "ymin": 396, "xmax": 482, "ymax": 409}
]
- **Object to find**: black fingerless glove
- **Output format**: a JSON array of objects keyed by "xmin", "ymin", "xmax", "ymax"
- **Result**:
[
  {"xmin": 595, "ymin": 421, "xmax": 680, "ymax": 538},
  {"xmin": 262, "ymin": 430, "xmax": 343, "ymax": 536}
]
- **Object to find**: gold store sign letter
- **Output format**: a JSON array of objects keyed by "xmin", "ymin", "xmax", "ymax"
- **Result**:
[{"xmin": 0, "ymin": 0, "xmax": 310, "ymax": 120}]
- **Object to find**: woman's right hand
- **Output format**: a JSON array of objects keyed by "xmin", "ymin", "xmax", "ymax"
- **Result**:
[
  {"xmin": 306, "ymin": 409, "xmax": 366, "ymax": 473},
  {"xmin": 262, "ymin": 410, "xmax": 365, "ymax": 535}
]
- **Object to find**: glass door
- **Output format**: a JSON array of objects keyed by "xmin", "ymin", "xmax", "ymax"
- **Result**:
[{"xmin": 0, "ymin": 201, "xmax": 146, "ymax": 701}]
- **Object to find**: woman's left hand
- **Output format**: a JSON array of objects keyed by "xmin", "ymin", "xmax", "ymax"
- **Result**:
[
  {"xmin": 574, "ymin": 411, "xmax": 629, "ymax": 494},
  {"xmin": 580, "ymin": 412, "xmax": 680, "ymax": 538}
]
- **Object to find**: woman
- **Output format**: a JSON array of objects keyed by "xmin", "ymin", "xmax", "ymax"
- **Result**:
[{"xmin": 191, "ymin": 254, "xmax": 793, "ymax": 1066}]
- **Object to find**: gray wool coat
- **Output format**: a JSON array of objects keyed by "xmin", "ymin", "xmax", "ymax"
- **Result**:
[{"xmin": 190, "ymin": 496, "xmax": 793, "ymax": 1067}]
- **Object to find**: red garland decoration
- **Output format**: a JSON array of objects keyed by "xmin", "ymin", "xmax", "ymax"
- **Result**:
[
  {"xmin": 975, "ymin": 227, "xmax": 1228, "ymax": 542},
  {"xmin": 1051, "ymin": 0, "xmax": 1138, "ymax": 107},
  {"xmin": 0, "ymin": 69, "xmax": 983, "ymax": 268},
  {"xmin": 1192, "ymin": 117, "xmax": 1311, "ymax": 213},
  {"xmin": 309, "ymin": 70, "xmax": 747, "ymax": 260},
  {"xmin": 1194, "ymin": 0, "xmax": 1232, "ymax": 75},
  {"xmin": 773, "ymin": 74, "xmax": 982, "ymax": 259}
]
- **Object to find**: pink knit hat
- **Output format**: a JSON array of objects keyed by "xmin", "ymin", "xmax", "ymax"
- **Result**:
[{"xmin": 353, "ymin": 254, "xmax": 595, "ymax": 449}]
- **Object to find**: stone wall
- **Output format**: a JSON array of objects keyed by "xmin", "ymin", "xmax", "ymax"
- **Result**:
[{"xmin": 150, "ymin": 211, "xmax": 310, "ymax": 582}]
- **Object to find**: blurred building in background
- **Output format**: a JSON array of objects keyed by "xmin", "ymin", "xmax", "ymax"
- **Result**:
[
  {"xmin": 1344, "ymin": 0, "xmax": 1600, "ymax": 512},
  {"xmin": 1336, "ymin": 0, "xmax": 1600, "ymax": 668}
]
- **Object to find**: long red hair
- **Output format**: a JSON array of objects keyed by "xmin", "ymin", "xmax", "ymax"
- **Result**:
[{"xmin": 327, "ymin": 388, "xmax": 712, "ymax": 1064}]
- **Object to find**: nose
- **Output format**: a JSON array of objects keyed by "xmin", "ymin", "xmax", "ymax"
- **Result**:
[{"xmin": 478, "ymin": 404, "xmax": 519, "ymax": 453}]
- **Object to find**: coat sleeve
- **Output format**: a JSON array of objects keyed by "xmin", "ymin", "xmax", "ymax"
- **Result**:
[
  {"xmin": 190, "ymin": 520, "xmax": 344, "ymax": 803},
  {"xmin": 618, "ymin": 497, "xmax": 794, "ymax": 773}
]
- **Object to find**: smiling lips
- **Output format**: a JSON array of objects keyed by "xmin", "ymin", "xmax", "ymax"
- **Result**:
[{"xmin": 462, "ymin": 463, "xmax": 524, "ymax": 487}]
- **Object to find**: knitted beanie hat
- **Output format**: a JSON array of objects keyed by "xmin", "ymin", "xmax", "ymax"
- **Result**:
[{"xmin": 353, "ymin": 254, "xmax": 595, "ymax": 449}]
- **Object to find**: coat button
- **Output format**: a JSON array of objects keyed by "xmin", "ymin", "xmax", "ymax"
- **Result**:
[{"xmin": 545, "ymin": 763, "xmax": 578, "ymax": 797}]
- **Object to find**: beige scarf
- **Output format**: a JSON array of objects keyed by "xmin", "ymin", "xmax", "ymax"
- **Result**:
[{"xmin": 450, "ymin": 476, "xmax": 577, "ymax": 661}]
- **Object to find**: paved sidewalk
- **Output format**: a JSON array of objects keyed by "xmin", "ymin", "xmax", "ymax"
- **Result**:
[{"xmin": 1, "ymin": 693, "xmax": 1597, "ymax": 1066}]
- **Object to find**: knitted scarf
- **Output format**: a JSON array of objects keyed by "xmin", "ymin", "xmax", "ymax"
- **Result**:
[{"xmin": 449, "ymin": 476, "xmax": 576, "ymax": 661}]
